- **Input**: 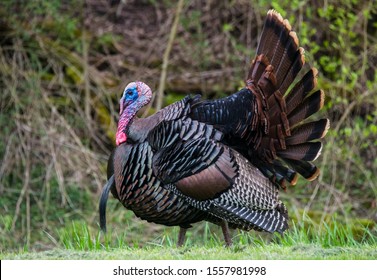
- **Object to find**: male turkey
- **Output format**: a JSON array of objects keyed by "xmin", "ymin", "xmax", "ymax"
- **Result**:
[{"xmin": 99, "ymin": 10, "xmax": 329, "ymax": 246}]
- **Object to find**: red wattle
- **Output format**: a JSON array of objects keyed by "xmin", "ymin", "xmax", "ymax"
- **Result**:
[{"xmin": 116, "ymin": 131, "xmax": 127, "ymax": 146}]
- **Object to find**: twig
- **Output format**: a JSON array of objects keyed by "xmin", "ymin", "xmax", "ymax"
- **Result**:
[
  {"xmin": 83, "ymin": 30, "xmax": 91, "ymax": 125},
  {"xmin": 334, "ymin": 90, "xmax": 370, "ymax": 133},
  {"xmin": 41, "ymin": 90, "xmax": 103, "ymax": 192},
  {"xmin": 11, "ymin": 125, "xmax": 31, "ymax": 233},
  {"xmin": 26, "ymin": 171, "xmax": 31, "ymax": 249},
  {"xmin": 155, "ymin": 0, "xmax": 184, "ymax": 110},
  {"xmin": 0, "ymin": 132, "xmax": 15, "ymax": 194}
]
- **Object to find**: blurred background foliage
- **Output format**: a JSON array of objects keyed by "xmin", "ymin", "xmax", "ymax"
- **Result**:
[{"xmin": 0, "ymin": 0, "xmax": 376, "ymax": 252}]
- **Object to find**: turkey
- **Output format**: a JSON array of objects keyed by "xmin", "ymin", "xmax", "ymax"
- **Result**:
[{"xmin": 99, "ymin": 10, "xmax": 329, "ymax": 246}]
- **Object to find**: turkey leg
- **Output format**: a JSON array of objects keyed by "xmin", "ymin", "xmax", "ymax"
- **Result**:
[
  {"xmin": 221, "ymin": 220, "xmax": 232, "ymax": 247},
  {"xmin": 177, "ymin": 227, "xmax": 187, "ymax": 247}
]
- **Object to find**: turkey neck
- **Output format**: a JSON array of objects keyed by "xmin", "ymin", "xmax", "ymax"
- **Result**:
[
  {"xmin": 118, "ymin": 102, "xmax": 164, "ymax": 143},
  {"xmin": 127, "ymin": 113, "xmax": 163, "ymax": 142},
  {"xmin": 116, "ymin": 103, "xmax": 139, "ymax": 144},
  {"xmin": 127, "ymin": 114, "xmax": 160, "ymax": 142}
]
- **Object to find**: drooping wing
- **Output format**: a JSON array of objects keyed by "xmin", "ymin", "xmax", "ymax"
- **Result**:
[{"xmin": 148, "ymin": 118, "xmax": 238, "ymax": 201}]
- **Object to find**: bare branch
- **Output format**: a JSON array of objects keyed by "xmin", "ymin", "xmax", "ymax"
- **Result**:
[{"xmin": 155, "ymin": 0, "xmax": 185, "ymax": 110}]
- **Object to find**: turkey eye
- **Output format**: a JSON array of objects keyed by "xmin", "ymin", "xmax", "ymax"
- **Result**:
[{"xmin": 126, "ymin": 90, "xmax": 133, "ymax": 96}]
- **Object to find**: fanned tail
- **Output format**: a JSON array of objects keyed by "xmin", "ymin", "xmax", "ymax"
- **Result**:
[{"xmin": 246, "ymin": 10, "xmax": 330, "ymax": 187}]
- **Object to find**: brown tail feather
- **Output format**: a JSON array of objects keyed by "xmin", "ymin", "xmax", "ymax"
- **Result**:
[
  {"xmin": 277, "ymin": 142, "xmax": 322, "ymax": 161},
  {"xmin": 275, "ymin": 31, "xmax": 300, "ymax": 88},
  {"xmin": 284, "ymin": 159, "xmax": 320, "ymax": 181},
  {"xmin": 269, "ymin": 18, "xmax": 292, "ymax": 68},
  {"xmin": 278, "ymin": 47, "xmax": 305, "ymax": 95},
  {"xmin": 285, "ymin": 68, "xmax": 318, "ymax": 115},
  {"xmin": 288, "ymin": 90, "xmax": 325, "ymax": 126},
  {"xmin": 256, "ymin": 10, "xmax": 284, "ymax": 56},
  {"xmin": 286, "ymin": 119, "xmax": 330, "ymax": 145}
]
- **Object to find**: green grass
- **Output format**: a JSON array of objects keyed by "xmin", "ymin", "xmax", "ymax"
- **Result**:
[
  {"xmin": 1, "ymin": 218, "xmax": 376, "ymax": 260},
  {"xmin": 3, "ymin": 230, "xmax": 377, "ymax": 260},
  {"xmin": 3, "ymin": 245, "xmax": 377, "ymax": 260}
]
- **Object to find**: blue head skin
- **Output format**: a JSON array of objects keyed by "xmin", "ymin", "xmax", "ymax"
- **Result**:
[
  {"xmin": 120, "ymin": 85, "xmax": 139, "ymax": 115},
  {"xmin": 116, "ymin": 81, "xmax": 152, "ymax": 145}
]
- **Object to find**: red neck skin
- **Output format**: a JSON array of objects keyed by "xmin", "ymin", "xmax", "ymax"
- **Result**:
[{"xmin": 115, "ymin": 103, "xmax": 138, "ymax": 146}]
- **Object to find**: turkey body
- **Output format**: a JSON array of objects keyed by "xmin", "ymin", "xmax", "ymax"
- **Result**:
[
  {"xmin": 100, "ymin": 99, "xmax": 230, "ymax": 245},
  {"xmin": 99, "ymin": 10, "xmax": 329, "ymax": 246}
]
